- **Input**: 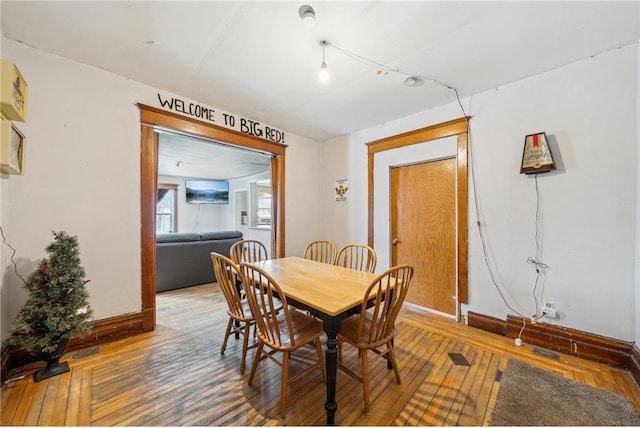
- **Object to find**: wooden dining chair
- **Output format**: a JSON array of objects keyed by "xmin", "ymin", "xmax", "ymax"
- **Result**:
[
  {"xmin": 239, "ymin": 262, "xmax": 326, "ymax": 418},
  {"xmin": 335, "ymin": 243, "xmax": 377, "ymax": 273},
  {"xmin": 337, "ymin": 264, "xmax": 414, "ymax": 414},
  {"xmin": 230, "ymin": 239, "xmax": 268, "ymax": 264},
  {"xmin": 210, "ymin": 252, "xmax": 257, "ymax": 374},
  {"xmin": 303, "ymin": 239, "xmax": 338, "ymax": 264}
]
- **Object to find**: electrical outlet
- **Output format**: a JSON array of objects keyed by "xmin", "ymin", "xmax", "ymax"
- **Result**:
[
  {"xmin": 542, "ymin": 307, "xmax": 557, "ymax": 318},
  {"xmin": 544, "ymin": 301, "xmax": 555, "ymax": 310}
]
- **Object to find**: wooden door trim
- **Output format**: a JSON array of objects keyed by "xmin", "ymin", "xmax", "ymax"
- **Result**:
[
  {"xmin": 366, "ymin": 116, "xmax": 469, "ymax": 307},
  {"xmin": 139, "ymin": 103, "xmax": 287, "ymax": 331}
]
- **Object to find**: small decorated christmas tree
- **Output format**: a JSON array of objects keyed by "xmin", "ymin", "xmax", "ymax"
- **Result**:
[{"xmin": 5, "ymin": 230, "xmax": 93, "ymax": 380}]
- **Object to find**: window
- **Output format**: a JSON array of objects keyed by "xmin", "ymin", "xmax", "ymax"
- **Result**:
[
  {"xmin": 251, "ymin": 179, "xmax": 272, "ymax": 227},
  {"xmin": 157, "ymin": 184, "xmax": 178, "ymax": 233}
]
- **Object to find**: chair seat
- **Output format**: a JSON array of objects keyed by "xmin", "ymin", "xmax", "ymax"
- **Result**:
[
  {"xmin": 228, "ymin": 299, "xmax": 255, "ymax": 323},
  {"xmin": 339, "ymin": 312, "xmax": 384, "ymax": 348},
  {"xmin": 264, "ymin": 310, "xmax": 324, "ymax": 351},
  {"xmin": 232, "ymin": 296, "xmax": 284, "ymax": 320}
]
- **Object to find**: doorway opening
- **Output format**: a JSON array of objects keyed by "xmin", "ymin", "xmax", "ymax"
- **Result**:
[
  {"xmin": 139, "ymin": 104, "xmax": 287, "ymax": 331},
  {"xmin": 367, "ymin": 117, "xmax": 469, "ymax": 320}
]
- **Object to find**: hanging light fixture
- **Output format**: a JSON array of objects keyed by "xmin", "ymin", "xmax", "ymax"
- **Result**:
[
  {"xmin": 310, "ymin": 40, "xmax": 456, "ymax": 91},
  {"xmin": 298, "ymin": 5, "xmax": 316, "ymax": 27},
  {"xmin": 403, "ymin": 76, "xmax": 424, "ymax": 87},
  {"xmin": 319, "ymin": 40, "xmax": 330, "ymax": 83}
]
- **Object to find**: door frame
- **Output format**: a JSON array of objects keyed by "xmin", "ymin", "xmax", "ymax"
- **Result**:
[
  {"xmin": 139, "ymin": 104, "xmax": 287, "ymax": 331},
  {"xmin": 366, "ymin": 117, "xmax": 469, "ymax": 315}
]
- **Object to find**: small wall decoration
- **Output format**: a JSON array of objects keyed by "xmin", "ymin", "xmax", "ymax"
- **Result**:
[
  {"xmin": 0, "ymin": 60, "xmax": 28, "ymax": 122},
  {"xmin": 335, "ymin": 179, "xmax": 348, "ymax": 202},
  {"xmin": 0, "ymin": 117, "xmax": 25, "ymax": 175},
  {"xmin": 520, "ymin": 132, "xmax": 555, "ymax": 174}
]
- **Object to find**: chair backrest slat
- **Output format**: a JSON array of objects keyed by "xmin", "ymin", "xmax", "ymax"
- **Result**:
[
  {"xmin": 304, "ymin": 240, "xmax": 338, "ymax": 264},
  {"xmin": 231, "ymin": 239, "xmax": 268, "ymax": 264},
  {"xmin": 240, "ymin": 263, "xmax": 296, "ymax": 349},
  {"xmin": 357, "ymin": 264, "xmax": 414, "ymax": 346},
  {"xmin": 211, "ymin": 252, "xmax": 248, "ymax": 320},
  {"xmin": 336, "ymin": 244, "xmax": 377, "ymax": 273}
]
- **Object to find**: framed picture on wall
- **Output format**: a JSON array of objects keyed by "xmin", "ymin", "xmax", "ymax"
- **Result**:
[{"xmin": 1, "ymin": 118, "xmax": 26, "ymax": 175}]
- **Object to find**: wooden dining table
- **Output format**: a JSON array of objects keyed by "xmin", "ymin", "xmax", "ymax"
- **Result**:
[{"xmin": 247, "ymin": 256, "xmax": 379, "ymax": 425}]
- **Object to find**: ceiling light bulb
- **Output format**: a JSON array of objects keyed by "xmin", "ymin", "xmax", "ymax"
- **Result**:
[
  {"xmin": 318, "ymin": 40, "xmax": 330, "ymax": 83},
  {"xmin": 319, "ymin": 61, "xmax": 329, "ymax": 83},
  {"xmin": 298, "ymin": 5, "xmax": 316, "ymax": 27}
]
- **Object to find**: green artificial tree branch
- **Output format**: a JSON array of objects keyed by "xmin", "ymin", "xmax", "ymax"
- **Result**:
[{"xmin": 3, "ymin": 231, "xmax": 94, "ymax": 354}]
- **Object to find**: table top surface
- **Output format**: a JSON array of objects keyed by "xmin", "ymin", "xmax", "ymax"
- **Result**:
[{"xmin": 248, "ymin": 256, "xmax": 378, "ymax": 316}]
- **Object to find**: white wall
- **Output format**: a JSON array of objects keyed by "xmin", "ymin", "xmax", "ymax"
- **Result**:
[
  {"xmin": 322, "ymin": 134, "xmax": 370, "ymax": 250},
  {"xmin": 283, "ymin": 133, "xmax": 325, "ymax": 258},
  {"xmin": 1, "ymin": 174, "xmax": 8, "ymax": 339},
  {"xmin": 2, "ymin": 39, "xmax": 143, "ymax": 324},
  {"xmin": 636, "ymin": 40, "xmax": 640, "ymax": 345},
  {"xmin": 322, "ymin": 45, "xmax": 638, "ymax": 341},
  {"xmin": 0, "ymin": 38, "xmax": 323, "ymax": 339}
]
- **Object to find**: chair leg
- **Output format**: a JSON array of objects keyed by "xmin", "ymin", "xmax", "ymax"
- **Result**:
[
  {"xmin": 235, "ymin": 320, "xmax": 241, "ymax": 340},
  {"xmin": 280, "ymin": 351, "xmax": 290, "ymax": 418},
  {"xmin": 240, "ymin": 321, "xmax": 251, "ymax": 374},
  {"xmin": 221, "ymin": 318, "xmax": 233, "ymax": 354},
  {"xmin": 248, "ymin": 342, "xmax": 263, "ymax": 386},
  {"xmin": 387, "ymin": 342, "xmax": 401, "ymax": 384},
  {"xmin": 361, "ymin": 349, "xmax": 371, "ymax": 415}
]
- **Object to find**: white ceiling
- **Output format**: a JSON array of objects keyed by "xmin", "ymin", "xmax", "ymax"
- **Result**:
[
  {"xmin": 1, "ymin": 1, "xmax": 638, "ymax": 178},
  {"xmin": 157, "ymin": 131, "xmax": 271, "ymax": 179}
]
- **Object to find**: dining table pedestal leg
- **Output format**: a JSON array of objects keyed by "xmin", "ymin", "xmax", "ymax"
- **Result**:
[{"xmin": 323, "ymin": 318, "xmax": 341, "ymax": 425}]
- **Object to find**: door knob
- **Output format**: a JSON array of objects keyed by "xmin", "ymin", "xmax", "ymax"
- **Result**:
[{"xmin": 392, "ymin": 238, "xmax": 399, "ymax": 245}]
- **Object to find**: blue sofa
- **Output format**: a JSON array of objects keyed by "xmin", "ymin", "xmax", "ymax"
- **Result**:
[{"xmin": 155, "ymin": 230, "xmax": 243, "ymax": 292}]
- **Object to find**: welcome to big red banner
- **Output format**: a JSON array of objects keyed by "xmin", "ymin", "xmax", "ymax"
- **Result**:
[{"xmin": 156, "ymin": 93, "xmax": 286, "ymax": 144}]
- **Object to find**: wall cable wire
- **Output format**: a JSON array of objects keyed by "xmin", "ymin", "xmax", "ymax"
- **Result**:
[
  {"xmin": 321, "ymin": 39, "xmax": 541, "ymax": 327},
  {"xmin": 528, "ymin": 173, "xmax": 549, "ymax": 318},
  {"xmin": 0, "ymin": 225, "xmax": 27, "ymax": 286},
  {"xmin": 451, "ymin": 88, "xmax": 530, "ymax": 320},
  {"xmin": 323, "ymin": 41, "xmax": 457, "ymax": 90}
]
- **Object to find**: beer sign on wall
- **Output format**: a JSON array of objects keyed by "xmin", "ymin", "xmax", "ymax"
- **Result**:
[
  {"xmin": 520, "ymin": 132, "xmax": 555, "ymax": 174},
  {"xmin": 156, "ymin": 93, "xmax": 285, "ymax": 144}
]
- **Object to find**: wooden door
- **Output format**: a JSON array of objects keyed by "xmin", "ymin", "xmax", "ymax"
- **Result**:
[{"xmin": 390, "ymin": 158, "xmax": 457, "ymax": 316}]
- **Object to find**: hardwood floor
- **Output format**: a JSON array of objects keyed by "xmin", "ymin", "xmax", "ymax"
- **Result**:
[{"xmin": 3, "ymin": 283, "xmax": 640, "ymax": 426}]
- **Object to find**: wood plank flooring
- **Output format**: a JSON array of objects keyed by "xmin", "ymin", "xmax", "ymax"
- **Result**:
[{"xmin": 2, "ymin": 283, "xmax": 640, "ymax": 425}]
